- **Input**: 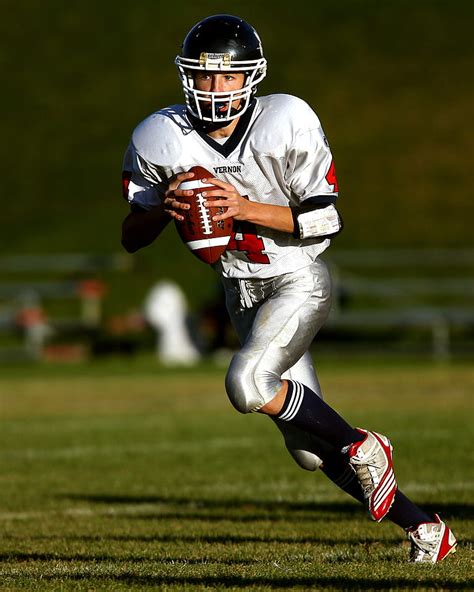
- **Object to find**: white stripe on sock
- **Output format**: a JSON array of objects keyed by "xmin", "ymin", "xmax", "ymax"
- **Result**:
[
  {"xmin": 279, "ymin": 381, "xmax": 304, "ymax": 421},
  {"xmin": 335, "ymin": 467, "xmax": 357, "ymax": 489},
  {"xmin": 279, "ymin": 381, "xmax": 301, "ymax": 420}
]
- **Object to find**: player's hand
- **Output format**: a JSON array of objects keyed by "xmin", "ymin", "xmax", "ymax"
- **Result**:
[
  {"xmin": 202, "ymin": 178, "xmax": 252, "ymax": 222},
  {"xmin": 164, "ymin": 171, "xmax": 195, "ymax": 222}
]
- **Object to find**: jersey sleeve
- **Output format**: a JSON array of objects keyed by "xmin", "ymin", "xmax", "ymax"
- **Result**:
[
  {"xmin": 285, "ymin": 103, "xmax": 339, "ymax": 204},
  {"xmin": 121, "ymin": 143, "xmax": 166, "ymax": 211}
]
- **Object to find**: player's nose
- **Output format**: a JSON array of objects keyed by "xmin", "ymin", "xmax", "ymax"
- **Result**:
[{"xmin": 210, "ymin": 75, "xmax": 224, "ymax": 92}]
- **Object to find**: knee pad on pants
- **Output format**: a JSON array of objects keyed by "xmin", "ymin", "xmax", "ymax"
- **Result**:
[
  {"xmin": 272, "ymin": 418, "xmax": 324, "ymax": 471},
  {"xmin": 287, "ymin": 448, "xmax": 323, "ymax": 472},
  {"xmin": 225, "ymin": 350, "xmax": 281, "ymax": 414}
]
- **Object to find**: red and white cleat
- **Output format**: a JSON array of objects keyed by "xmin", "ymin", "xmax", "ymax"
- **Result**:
[
  {"xmin": 407, "ymin": 514, "xmax": 457, "ymax": 562},
  {"xmin": 343, "ymin": 429, "xmax": 397, "ymax": 522}
]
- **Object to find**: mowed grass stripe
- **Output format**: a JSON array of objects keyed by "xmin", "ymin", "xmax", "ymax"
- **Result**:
[{"xmin": 3, "ymin": 436, "xmax": 257, "ymax": 460}]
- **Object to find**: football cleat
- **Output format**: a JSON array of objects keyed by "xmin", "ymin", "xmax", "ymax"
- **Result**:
[
  {"xmin": 407, "ymin": 514, "xmax": 457, "ymax": 563},
  {"xmin": 343, "ymin": 429, "xmax": 397, "ymax": 522}
]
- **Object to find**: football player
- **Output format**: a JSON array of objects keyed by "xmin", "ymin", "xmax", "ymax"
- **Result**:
[{"xmin": 121, "ymin": 14, "xmax": 456, "ymax": 562}]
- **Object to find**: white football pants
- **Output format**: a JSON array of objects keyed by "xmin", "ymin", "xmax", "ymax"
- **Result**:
[{"xmin": 222, "ymin": 258, "xmax": 332, "ymax": 471}]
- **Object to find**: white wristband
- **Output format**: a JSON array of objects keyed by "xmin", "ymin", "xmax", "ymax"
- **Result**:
[{"xmin": 297, "ymin": 204, "xmax": 341, "ymax": 239}]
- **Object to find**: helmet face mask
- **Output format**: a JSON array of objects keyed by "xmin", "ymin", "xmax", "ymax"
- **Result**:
[{"xmin": 175, "ymin": 15, "xmax": 267, "ymax": 123}]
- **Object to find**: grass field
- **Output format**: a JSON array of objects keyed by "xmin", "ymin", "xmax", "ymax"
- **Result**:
[{"xmin": 1, "ymin": 358, "xmax": 472, "ymax": 590}]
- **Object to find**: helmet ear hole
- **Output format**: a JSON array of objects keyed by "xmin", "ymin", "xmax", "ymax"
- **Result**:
[{"xmin": 175, "ymin": 14, "xmax": 267, "ymax": 123}]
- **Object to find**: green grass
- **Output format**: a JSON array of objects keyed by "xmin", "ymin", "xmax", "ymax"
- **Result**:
[{"xmin": 1, "ymin": 359, "xmax": 473, "ymax": 590}]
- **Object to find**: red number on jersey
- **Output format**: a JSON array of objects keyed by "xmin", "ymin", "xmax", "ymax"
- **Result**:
[
  {"xmin": 122, "ymin": 171, "xmax": 132, "ymax": 201},
  {"xmin": 227, "ymin": 222, "xmax": 270, "ymax": 264},
  {"xmin": 325, "ymin": 159, "xmax": 339, "ymax": 192}
]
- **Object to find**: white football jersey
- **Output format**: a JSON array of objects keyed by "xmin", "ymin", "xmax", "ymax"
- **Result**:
[{"xmin": 122, "ymin": 94, "xmax": 339, "ymax": 279}]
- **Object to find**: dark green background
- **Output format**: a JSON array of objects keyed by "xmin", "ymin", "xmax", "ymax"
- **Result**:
[{"xmin": 2, "ymin": 0, "xmax": 473, "ymax": 309}]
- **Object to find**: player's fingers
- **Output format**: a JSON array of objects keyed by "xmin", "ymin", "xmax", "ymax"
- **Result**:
[
  {"xmin": 212, "ymin": 212, "xmax": 229, "ymax": 221},
  {"xmin": 164, "ymin": 197, "xmax": 190, "ymax": 210},
  {"xmin": 212, "ymin": 208, "xmax": 237, "ymax": 221},
  {"xmin": 167, "ymin": 171, "xmax": 195, "ymax": 192},
  {"xmin": 202, "ymin": 177, "xmax": 234, "ymax": 191},
  {"xmin": 202, "ymin": 190, "xmax": 234, "ymax": 200},
  {"xmin": 164, "ymin": 208, "xmax": 185, "ymax": 222},
  {"xmin": 171, "ymin": 171, "xmax": 195, "ymax": 186},
  {"xmin": 203, "ymin": 199, "xmax": 230, "ymax": 209},
  {"xmin": 172, "ymin": 189, "xmax": 194, "ymax": 204}
]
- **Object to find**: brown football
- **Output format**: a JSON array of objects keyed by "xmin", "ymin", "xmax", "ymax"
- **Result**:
[{"xmin": 174, "ymin": 166, "xmax": 233, "ymax": 264}]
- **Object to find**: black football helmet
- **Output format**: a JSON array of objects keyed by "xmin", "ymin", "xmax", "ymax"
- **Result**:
[{"xmin": 175, "ymin": 15, "xmax": 267, "ymax": 122}]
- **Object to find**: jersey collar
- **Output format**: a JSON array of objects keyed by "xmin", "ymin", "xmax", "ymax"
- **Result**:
[{"xmin": 190, "ymin": 100, "xmax": 257, "ymax": 158}]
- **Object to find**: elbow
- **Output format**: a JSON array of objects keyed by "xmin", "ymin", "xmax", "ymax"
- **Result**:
[
  {"xmin": 121, "ymin": 216, "xmax": 141, "ymax": 253},
  {"xmin": 121, "ymin": 235, "xmax": 140, "ymax": 254}
]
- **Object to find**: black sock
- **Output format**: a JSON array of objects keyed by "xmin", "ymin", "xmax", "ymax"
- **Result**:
[
  {"xmin": 277, "ymin": 380, "xmax": 363, "ymax": 449},
  {"xmin": 387, "ymin": 491, "xmax": 432, "ymax": 530},
  {"xmin": 320, "ymin": 453, "xmax": 432, "ymax": 529},
  {"xmin": 320, "ymin": 451, "xmax": 365, "ymax": 503}
]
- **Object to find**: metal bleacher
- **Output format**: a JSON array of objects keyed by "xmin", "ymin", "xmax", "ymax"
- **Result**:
[
  {"xmin": 322, "ymin": 248, "xmax": 474, "ymax": 359},
  {"xmin": 1, "ymin": 249, "xmax": 473, "ymax": 362},
  {"xmin": 0, "ymin": 253, "xmax": 132, "ymax": 361}
]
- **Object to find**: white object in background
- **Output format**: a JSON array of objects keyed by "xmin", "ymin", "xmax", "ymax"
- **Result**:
[{"xmin": 144, "ymin": 280, "xmax": 200, "ymax": 365}]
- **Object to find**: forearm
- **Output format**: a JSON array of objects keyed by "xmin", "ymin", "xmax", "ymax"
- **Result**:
[
  {"xmin": 121, "ymin": 204, "xmax": 171, "ymax": 253},
  {"xmin": 240, "ymin": 199, "xmax": 341, "ymax": 240},
  {"xmin": 243, "ymin": 201, "xmax": 294, "ymax": 234}
]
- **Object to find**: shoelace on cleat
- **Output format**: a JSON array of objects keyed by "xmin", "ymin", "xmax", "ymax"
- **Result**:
[
  {"xmin": 409, "ymin": 526, "xmax": 442, "ymax": 560},
  {"xmin": 350, "ymin": 452, "xmax": 386, "ymax": 496}
]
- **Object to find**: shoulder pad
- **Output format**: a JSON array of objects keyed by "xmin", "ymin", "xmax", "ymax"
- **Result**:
[
  {"xmin": 132, "ymin": 105, "xmax": 192, "ymax": 165},
  {"xmin": 258, "ymin": 94, "xmax": 321, "ymax": 128}
]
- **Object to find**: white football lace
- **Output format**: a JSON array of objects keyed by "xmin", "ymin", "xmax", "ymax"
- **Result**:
[{"xmin": 197, "ymin": 194, "xmax": 212, "ymax": 235}]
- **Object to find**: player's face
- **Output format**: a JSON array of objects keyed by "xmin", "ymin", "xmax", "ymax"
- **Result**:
[
  {"xmin": 194, "ymin": 72, "xmax": 246, "ymax": 116},
  {"xmin": 194, "ymin": 72, "xmax": 245, "ymax": 92}
]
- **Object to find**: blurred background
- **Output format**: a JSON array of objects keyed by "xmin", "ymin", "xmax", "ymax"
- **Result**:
[{"xmin": 1, "ymin": 0, "xmax": 474, "ymax": 364}]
